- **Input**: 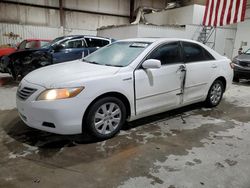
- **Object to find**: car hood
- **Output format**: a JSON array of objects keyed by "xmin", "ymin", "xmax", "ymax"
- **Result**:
[
  {"xmin": 236, "ymin": 54, "xmax": 250, "ymax": 62},
  {"xmin": 24, "ymin": 60, "xmax": 121, "ymax": 88}
]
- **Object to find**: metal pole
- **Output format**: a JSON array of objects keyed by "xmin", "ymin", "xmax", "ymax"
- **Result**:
[
  {"xmin": 130, "ymin": 0, "xmax": 135, "ymax": 23},
  {"xmin": 59, "ymin": 0, "xmax": 65, "ymax": 35},
  {"xmin": 213, "ymin": 27, "xmax": 216, "ymax": 50}
]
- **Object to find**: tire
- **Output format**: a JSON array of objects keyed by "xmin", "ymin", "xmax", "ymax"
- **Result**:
[
  {"xmin": 85, "ymin": 97, "xmax": 126, "ymax": 139},
  {"xmin": 205, "ymin": 80, "xmax": 224, "ymax": 107}
]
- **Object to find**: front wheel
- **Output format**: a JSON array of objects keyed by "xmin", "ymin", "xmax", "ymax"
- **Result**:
[
  {"xmin": 85, "ymin": 97, "xmax": 126, "ymax": 139},
  {"xmin": 205, "ymin": 80, "xmax": 224, "ymax": 107}
]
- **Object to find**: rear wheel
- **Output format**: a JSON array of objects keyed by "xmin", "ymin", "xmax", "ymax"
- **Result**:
[
  {"xmin": 205, "ymin": 80, "xmax": 224, "ymax": 107},
  {"xmin": 85, "ymin": 97, "xmax": 126, "ymax": 139}
]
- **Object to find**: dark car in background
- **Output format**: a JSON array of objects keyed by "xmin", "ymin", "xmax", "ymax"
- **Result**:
[
  {"xmin": 0, "ymin": 35, "xmax": 114, "ymax": 79},
  {"xmin": 232, "ymin": 48, "xmax": 250, "ymax": 82}
]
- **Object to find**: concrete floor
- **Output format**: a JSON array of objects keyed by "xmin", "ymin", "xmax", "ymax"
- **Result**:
[{"xmin": 1, "ymin": 77, "xmax": 250, "ymax": 188}]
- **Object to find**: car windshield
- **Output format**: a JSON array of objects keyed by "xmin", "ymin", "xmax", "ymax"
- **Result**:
[
  {"xmin": 245, "ymin": 49, "xmax": 250, "ymax": 55},
  {"xmin": 83, "ymin": 41, "xmax": 151, "ymax": 67}
]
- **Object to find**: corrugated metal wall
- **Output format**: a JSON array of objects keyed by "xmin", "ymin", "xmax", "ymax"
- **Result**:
[
  {"xmin": 0, "ymin": 23, "xmax": 97, "ymax": 45},
  {"xmin": 0, "ymin": 0, "xmax": 166, "ymax": 45}
]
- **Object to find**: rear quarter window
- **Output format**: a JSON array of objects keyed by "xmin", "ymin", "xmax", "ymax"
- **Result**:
[
  {"xmin": 183, "ymin": 42, "xmax": 215, "ymax": 63},
  {"xmin": 85, "ymin": 38, "xmax": 110, "ymax": 48}
]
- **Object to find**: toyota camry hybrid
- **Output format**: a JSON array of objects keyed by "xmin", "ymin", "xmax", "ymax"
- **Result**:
[{"xmin": 16, "ymin": 38, "xmax": 233, "ymax": 139}]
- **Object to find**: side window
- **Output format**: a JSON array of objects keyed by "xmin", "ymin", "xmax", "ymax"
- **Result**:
[
  {"xmin": 85, "ymin": 38, "xmax": 109, "ymax": 48},
  {"xmin": 63, "ymin": 39, "xmax": 85, "ymax": 48},
  {"xmin": 102, "ymin": 40, "xmax": 110, "ymax": 46},
  {"xmin": 147, "ymin": 42, "xmax": 182, "ymax": 65},
  {"xmin": 183, "ymin": 42, "xmax": 214, "ymax": 62},
  {"xmin": 203, "ymin": 48, "xmax": 215, "ymax": 60}
]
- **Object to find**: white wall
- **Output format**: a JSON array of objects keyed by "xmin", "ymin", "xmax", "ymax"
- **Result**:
[
  {"xmin": 0, "ymin": 22, "xmax": 97, "ymax": 45},
  {"xmin": 0, "ymin": 0, "xmax": 130, "ymax": 30},
  {"xmin": 213, "ymin": 27, "xmax": 236, "ymax": 58},
  {"xmin": 233, "ymin": 8, "xmax": 250, "ymax": 57},
  {"xmin": 97, "ymin": 25, "xmax": 139, "ymax": 39},
  {"xmin": 145, "ymin": 5, "xmax": 205, "ymax": 25},
  {"xmin": 98, "ymin": 24, "xmax": 236, "ymax": 58},
  {"xmin": 0, "ymin": 0, "xmax": 165, "ymax": 45},
  {"xmin": 0, "ymin": 2, "xmax": 60, "ymax": 27},
  {"xmin": 64, "ymin": 0, "xmax": 130, "ymax": 16}
]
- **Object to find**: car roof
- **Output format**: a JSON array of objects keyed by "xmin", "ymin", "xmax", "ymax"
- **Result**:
[
  {"xmin": 119, "ymin": 38, "xmax": 224, "ymax": 60},
  {"xmin": 26, "ymin": 39, "xmax": 51, "ymax": 41},
  {"xmin": 58, "ymin": 35, "xmax": 113, "ymax": 40},
  {"xmin": 120, "ymin": 38, "xmax": 203, "ymax": 44}
]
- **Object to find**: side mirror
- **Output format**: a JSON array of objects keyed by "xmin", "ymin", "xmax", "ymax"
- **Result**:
[{"xmin": 142, "ymin": 59, "xmax": 161, "ymax": 69}]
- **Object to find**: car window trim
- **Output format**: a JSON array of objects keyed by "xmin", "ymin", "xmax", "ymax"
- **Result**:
[
  {"xmin": 181, "ymin": 41, "xmax": 216, "ymax": 64},
  {"xmin": 63, "ymin": 38, "xmax": 87, "ymax": 49},
  {"xmin": 84, "ymin": 37, "xmax": 111, "ymax": 48},
  {"xmin": 85, "ymin": 36, "xmax": 111, "ymax": 44},
  {"xmin": 136, "ymin": 41, "xmax": 183, "ymax": 69}
]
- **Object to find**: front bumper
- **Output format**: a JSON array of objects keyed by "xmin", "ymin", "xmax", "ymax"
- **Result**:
[
  {"xmin": 16, "ymin": 79, "xmax": 87, "ymax": 135},
  {"xmin": 234, "ymin": 64, "xmax": 250, "ymax": 79}
]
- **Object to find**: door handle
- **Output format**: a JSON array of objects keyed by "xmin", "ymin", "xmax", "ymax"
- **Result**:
[{"xmin": 211, "ymin": 64, "xmax": 218, "ymax": 68}]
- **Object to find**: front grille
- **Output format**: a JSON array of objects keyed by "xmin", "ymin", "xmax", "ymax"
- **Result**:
[
  {"xmin": 17, "ymin": 87, "xmax": 37, "ymax": 100},
  {"xmin": 239, "ymin": 61, "xmax": 250, "ymax": 67}
]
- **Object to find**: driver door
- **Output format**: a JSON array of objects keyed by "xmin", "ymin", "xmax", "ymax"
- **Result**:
[{"xmin": 134, "ymin": 42, "xmax": 186, "ymax": 116}]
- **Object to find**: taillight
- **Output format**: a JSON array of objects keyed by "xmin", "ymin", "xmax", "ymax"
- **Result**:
[{"xmin": 230, "ymin": 62, "xmax": 235, "ymax": 69}]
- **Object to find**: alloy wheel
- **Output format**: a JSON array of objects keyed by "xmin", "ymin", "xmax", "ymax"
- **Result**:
[
  {"xmin": 94, "ymin": 102, "xmax": 122, "ymax": 135},
  {"xmin": 210, "ymin": 82, "xmax": 222, "ymax": 105}
]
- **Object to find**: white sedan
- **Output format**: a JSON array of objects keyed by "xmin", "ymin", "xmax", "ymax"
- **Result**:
[{"xmin": 16, "ymin": 38, "xmax": 233, "ymax": 139}]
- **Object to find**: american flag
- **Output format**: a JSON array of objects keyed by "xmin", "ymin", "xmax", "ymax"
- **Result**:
[{"xmin": 202, "ymin": 0, "xmax": 247, "ymax": 27}]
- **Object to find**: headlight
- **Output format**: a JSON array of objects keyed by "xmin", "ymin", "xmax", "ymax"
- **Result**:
[{"xmin": 37, "ymin": 87, "xmax": 84, "ymax": 101}]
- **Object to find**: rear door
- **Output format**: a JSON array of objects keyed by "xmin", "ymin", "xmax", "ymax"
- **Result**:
[
  {"xmin": 135, "ymin": 42, "xmax": 186, "ymax": 115},
  {"xmin": 182, "ymin": 41, "xmax": 217, "ymax": 104}
]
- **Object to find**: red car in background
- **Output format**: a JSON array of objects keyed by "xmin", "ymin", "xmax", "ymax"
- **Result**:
[{"xmin": 0, "ymin": 39, "xmax": 51, "ymax": 58}]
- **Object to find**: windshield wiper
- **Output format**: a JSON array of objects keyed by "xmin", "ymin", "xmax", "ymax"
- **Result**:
[
  {"xmin": 83, "ymin": 60, "xmax": 123, "ymax": 67},
  {"xmin": 83, "ymin": 59, "xmax": 100, "ymax": 65},
  {"xmin": 104, "ymin": 63, "xmax": 123, "ymax": 67}
]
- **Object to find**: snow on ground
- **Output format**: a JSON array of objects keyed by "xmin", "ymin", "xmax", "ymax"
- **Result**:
[
  {"xmin": 119, "ymin": 120, "xmax": 250, "ymax": 188},
  {"xmin": 224, "ymin": 84, "xmax": 250, "ymax": 107},
  {"xmin": 8, "ymin": 143, "xmax": 39, "ymax": 159},
  {"xmin": 118, "ymin": 83, "xmax": 250, "ymax": 188},
  {"xmin": 0, "ymin": 73, "xmax": 17, "ymax": 110},
  {"xmin": 0, "ymin": 86, "xmax": 17, "ymax": 110}
]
